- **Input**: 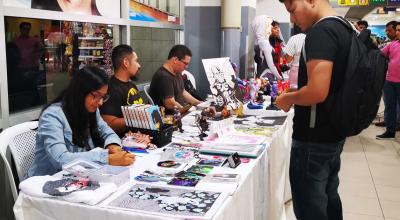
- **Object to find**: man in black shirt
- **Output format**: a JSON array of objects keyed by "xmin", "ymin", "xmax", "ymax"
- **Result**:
[
  {"xmin": 276, "ymin": 0, "xmax": 352, "ymax": 219},
  {"xmin": 100, "ymin": 44, "xmax": 144, "ymax": 135},
  {"xmin": 149, "ymin": 45, "xmax": 201, "ymax": 114}
]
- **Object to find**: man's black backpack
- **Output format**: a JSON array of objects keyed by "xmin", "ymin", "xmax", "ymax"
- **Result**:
[{"xmin": 307, "ymin": 17, "xmax": 388, "ymax": 137}]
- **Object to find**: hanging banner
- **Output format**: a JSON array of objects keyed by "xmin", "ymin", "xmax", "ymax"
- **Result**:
[
  {"xmin": 370, "ymin": 0, "xmax": 387, "ymax": 5},
  {"xmin": 3, "ymin": 0, "xmax": 121, "ymax": 18},
  {"xmin": 347, "ymin": 0, "xmax": 359, "ymax": 6},
  {"xmin": 387, "ymin": 0, "xmax": 400, "ymax": 6},
  {"xmin": 129, "ymin": 0, "xmax": 180, "ymax": 25},
  {"xmin": 338, "ymin": 0, "xmax": 348, "ymax": 6}
]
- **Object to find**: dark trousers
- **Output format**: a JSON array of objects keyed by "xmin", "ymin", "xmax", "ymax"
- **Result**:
[
  {"xmin": 290, "ymin": 139, "xmax": 345, "ymax": 220},
  {"xmin": 383, "ymin": 81, "xmax": 400, "ymax": 133}
]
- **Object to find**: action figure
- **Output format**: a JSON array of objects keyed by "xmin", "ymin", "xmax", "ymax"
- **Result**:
[
  {"xmin": 173, "ymin": 106, "xmax": 183, "ymax": 132},
  {"xmin": 195, "ymin": 108, "xmax": 215, "ymax": 140}
]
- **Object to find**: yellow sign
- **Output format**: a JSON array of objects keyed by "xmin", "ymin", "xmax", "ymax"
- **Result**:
[
  {"xmin": 338, "ymin": 0, "xmax": 347, "ymax": 5},
  {"xmin": 347, "ymin": 0, "xmax": 358, "ymax": 5},
  {"xmin": 359, "ymin": 0, "xmax": 369, "ymax": 5}
]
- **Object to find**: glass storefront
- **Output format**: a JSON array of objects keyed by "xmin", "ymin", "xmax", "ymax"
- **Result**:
[{"xmin": 5, "ymin": 17, "xmax": 116, "ymax": 113}]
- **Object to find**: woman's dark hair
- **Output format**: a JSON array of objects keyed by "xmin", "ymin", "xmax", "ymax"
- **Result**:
[
  {"xmin": 271, "ymin": 20, "xmax": 280, "ymax": 27},
  {"xmin": 43, "ymin": 66, "xmax": 109, "ymax": 149}
]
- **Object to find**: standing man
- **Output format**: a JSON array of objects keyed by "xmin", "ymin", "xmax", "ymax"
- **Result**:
[
  {"xmin": 376, "ymin": 22, "xmax": 400, "ymax": 139},
  {"xmin": 149, "ymin": 45, "xmax": 201, "ymax": 114},
  {"xmin": 100, "ymin": 44, "xmax": 143, "ymax": 136},
  {"xmin": 375, "ymin": 21, "xmax": 398, "ymax": 127},
  {"xmin": 276, "ymin": 0, "xmax": 352, "ymax": 219}
]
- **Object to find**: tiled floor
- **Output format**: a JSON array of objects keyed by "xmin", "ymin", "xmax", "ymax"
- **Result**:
[{"xmin": 285, "ymin": 122, "xmax": 400, "ymax": 220}]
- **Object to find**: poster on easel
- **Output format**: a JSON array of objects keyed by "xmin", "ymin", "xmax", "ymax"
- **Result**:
[{"xmin": 202, "ymin": 57, "xmax": 240, "ymax": 110}]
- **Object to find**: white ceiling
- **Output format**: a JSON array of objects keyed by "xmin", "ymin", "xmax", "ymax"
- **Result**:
[
  {"xmin": 363, "ymin": 9, "xmax": 400, "ymax": 25},
  {"xmin": 330, "ymin": 1, "xmax": 399, "ymax": 25}
]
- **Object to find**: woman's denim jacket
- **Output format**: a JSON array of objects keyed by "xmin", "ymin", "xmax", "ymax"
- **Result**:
[{"xmin": 28, "ymin": 102, "xmax": 121, "ymax": 177}]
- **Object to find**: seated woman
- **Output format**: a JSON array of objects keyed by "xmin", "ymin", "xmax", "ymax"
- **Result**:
[{"xmin": 28, "ymin": 66, "xmax": 135, "ymax": 177}]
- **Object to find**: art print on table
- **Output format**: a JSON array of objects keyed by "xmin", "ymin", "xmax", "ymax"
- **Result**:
[
  {"xmin": 234, "ymin": 115, "xmax": 287, "ymax": 127},
  {"xmin": 107, "ymin": 184, "xmax": 224, "ymax": 218},
  {"xmin": 157, "ymin": 160, "xmax": 181, "ymax": 168},
  {"xmin": 197, "ymin": 156, "xmax": 225, "ymax": 166},
  {"xmin": 168, "ymin": 176, "xmax": 200, "ymax": 187},
  {"xmin": 186, "ymin": 165, "xmax": 213, "ymax": 175},
  {"xmin": 202, "ymin": 57, "xmax": 240, "ymax": 110},
  {"xmin": 235, "ymin": 126, "xmax": 277, "ymax": 137},
  {"xmin": 42, "ymin": 177, "xmax": 100, "ymax": 196}
]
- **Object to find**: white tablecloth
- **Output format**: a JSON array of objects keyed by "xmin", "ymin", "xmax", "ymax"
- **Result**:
[{"xmin": 14, "ymin": 112, "xmax": 293, "ymax": 220}]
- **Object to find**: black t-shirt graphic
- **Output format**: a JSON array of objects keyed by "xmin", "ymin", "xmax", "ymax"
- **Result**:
[
  {"xmin": 293, "ymin": 18, "xmax": 352, "ymax": 143},
  {"xmin": 100, "ymin": 76, "xmax": 144, "ymax": 118}
]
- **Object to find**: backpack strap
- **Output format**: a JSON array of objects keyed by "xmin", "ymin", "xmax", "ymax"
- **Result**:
[
  {"xmin": 305, "ymin": 16, "xmax": 349, "ymax": 129},
  {"xmin": 301, "ymin": 42, "xmax": 317, "ymax": 129}
]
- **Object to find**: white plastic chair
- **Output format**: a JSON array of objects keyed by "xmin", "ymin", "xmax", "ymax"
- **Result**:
[
  {"xmin": 182, "ymin": 70, "xmax": 197, "ymax": 89},
  {"xmin": 143, "ymin": 84, "xmax": 155, "ymax": 105},
  {"xmin": 0, "ymin": 121, "xmax": 38, "ymax": 201}
]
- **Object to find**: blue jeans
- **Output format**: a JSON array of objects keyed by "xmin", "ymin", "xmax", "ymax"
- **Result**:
[
  {"xmin": 383, "ymin": 81, "xmax": 400, "ymax": 133},
  {"xmin": 290, "ymin": 139, "xmax": 345, "ymax": 220},
  {"xmin": 382, "ymin": 88, "xmax": 400, "ymax": 124}
]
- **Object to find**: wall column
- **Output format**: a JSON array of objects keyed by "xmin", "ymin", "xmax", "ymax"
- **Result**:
[{"xmin": 220, "ymin": 0, "xmax": 241, "ymax": 72}]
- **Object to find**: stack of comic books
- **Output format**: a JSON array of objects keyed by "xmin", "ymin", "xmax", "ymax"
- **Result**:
[{"xmin": 121, "ymin": 104, "xmax": 163, "ymax": 130}]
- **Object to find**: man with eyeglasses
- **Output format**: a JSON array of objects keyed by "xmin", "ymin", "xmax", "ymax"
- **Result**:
[
  {"xmin": 100, "ymin": 44, "xmax": 144, "ymax": 136},
  {"xmin": 149, "ymin": 45, "xmax": 201, "ymax": 114}
]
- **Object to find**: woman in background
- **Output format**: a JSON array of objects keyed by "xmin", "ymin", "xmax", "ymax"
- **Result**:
[
  {"xmin": 28, "ymin": 66, "xmax": 134, "ymax": 177},
  {"xmin": 251, "ymin": 15, "xmax": 282, "ymax": 81}
]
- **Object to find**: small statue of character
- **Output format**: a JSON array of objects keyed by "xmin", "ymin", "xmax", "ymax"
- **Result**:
[
  {"xmin": 248, "ymin": 78, "xmax": 260, "ymax": 104},
  {"xmin": 173, "ymin": 106, "xmax": 183, "ymax": 133},
  {"xmin": 221, "ymin": 105, "xmax": 231, "ymax": 119},
  {"xmin": 266, "ymin": 81, "xmax": 280, "ymax": 110}
]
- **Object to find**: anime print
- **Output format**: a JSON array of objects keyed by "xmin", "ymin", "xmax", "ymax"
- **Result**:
[
  {"xmin": 108, "ymin": 184, "xmax": 222, "ymax": 217},
  {"xmin": 202, "ymin": 57, "xmax": 240, "ymax": 110}
]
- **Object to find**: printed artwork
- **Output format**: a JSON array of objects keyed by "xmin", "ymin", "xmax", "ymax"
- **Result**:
[
  {"xmin": 43, "ymin": 175, "xmax": 99, "ymax": 196},
  {"xmin": 197, "ymin": 156, "xmax": 226, "ymax": 166},
  {"xmin": 202, "ymin": 57, "xmax": 240, "ymax": 110},
  {"xmin": 135, "ymin": 170, "xmax": 174, "ymax": 183},
  {"xmin": 234, "ymin": 115, "xmax": 287, "ymax": 127},
  {"xmin": 235, "ymin": 126, "xmax": 277, "ymax": 137},
  {"xmin": 5, "ymin": 0, "xmax": 121, "ymax": 18},
  {"xmin": 129, "ymin": 0, "xmax": 180, "ymax": 24},
  {"xmin": 199, "ymin": 144, "xmax": 264, "ymax": 158},
  {"xmin": 186, "ymin": 165, "xmax": 213, "ymax": 175},
  {"xmin": 107, "ymin": 184, "xmax": 224, "ymax": 218}
]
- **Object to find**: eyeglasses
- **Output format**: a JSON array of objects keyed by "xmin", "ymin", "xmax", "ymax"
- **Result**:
[
  {"xmin": 90, "ymin": 92, "xmax": 110, "ymax": 103},
  {"xmin": 179, "ymin": 59, "xmax": 190, "ymax": 66}
]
